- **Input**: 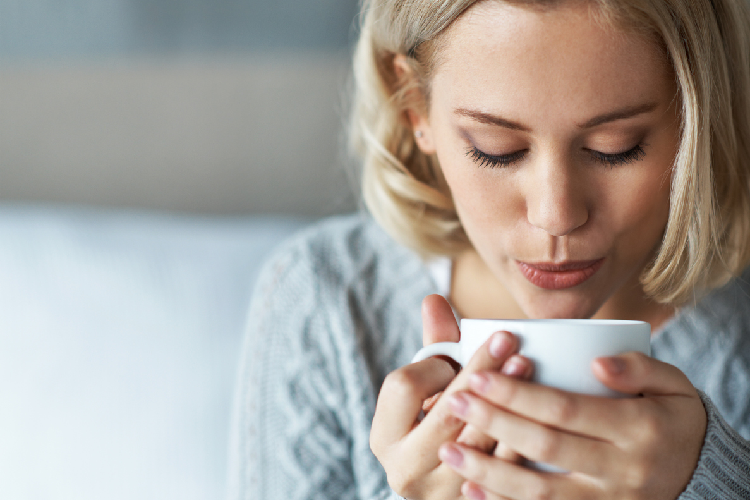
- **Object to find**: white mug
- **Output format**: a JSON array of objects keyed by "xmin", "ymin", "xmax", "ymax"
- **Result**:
[
  {"xmin": 412, "ymin": 318, "xmax": 651, "ymax": 397},
  {"xmin": 412, "ymin": 318, "xmax": 651, "ymax": 472}
]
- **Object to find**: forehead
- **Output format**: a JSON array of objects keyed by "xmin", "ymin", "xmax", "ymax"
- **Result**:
[{"xmin": 432, "ymin": 1, "xmax": 674, "ymax": 119}]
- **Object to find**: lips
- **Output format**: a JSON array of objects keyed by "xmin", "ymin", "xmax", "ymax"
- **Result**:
[{"xmin": 516, "ymin": 259, "xmax": 604, "ymax": 290}]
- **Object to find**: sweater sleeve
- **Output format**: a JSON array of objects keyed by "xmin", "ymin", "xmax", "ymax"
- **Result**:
[
  {"xmin": 678, "ymin": 391, "xmax": 750, "ymax": 499},
  {"xmin": 227, "ymin": 242, "xmax": 360, "ymax": 500}
]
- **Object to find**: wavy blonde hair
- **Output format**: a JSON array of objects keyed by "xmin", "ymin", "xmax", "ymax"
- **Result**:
[{"xmin": 349, "ymin": 0, "xmax": 750, "ymax": 305}]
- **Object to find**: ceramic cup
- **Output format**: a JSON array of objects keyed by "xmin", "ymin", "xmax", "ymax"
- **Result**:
[{"xmin": 411, "ymin": 318, "xmax": 651, "ymax": 472}]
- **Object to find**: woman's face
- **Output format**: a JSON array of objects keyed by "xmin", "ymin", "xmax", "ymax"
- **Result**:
[{"xmin": 412, "ymin": 1, "xmax": 680, "ymax": 319}]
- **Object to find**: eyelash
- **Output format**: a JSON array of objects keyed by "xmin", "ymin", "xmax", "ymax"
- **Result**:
[
  {"xmin": 588, "ymin": 144, "xmax": 646, "ymax": 166},
  {"xmin": 466, "ymin": 144, "xmax": 647, "ymax": 168}
]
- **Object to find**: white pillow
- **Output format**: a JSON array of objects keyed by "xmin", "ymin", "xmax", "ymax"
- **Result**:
[{"xmin": 0, "ymin": 206, "xmax": 312, "ymax": 500}]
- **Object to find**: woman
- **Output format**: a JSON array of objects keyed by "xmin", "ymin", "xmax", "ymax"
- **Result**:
[{"xmin": 228, "ymin": 0, "xmax": 750, "ymax": 499}]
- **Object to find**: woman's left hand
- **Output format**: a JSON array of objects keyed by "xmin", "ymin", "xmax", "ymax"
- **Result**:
[{"xmin": 438, "ymin": 351, "xmax": 707, "ymax": 500}]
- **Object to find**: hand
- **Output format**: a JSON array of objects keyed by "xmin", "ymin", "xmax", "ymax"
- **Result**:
[
  {"xmin": 371, "ymin": 295, "xmax": 532, "ymax": 500},
  {"xmin": 438, "ymin": 350, "xmax": 707, "ymax": 500}
]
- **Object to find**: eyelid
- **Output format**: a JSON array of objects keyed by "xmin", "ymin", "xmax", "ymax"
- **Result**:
[
  {"xmin": 466, "ymin": 143, "xmax": 647, "ymax": 169},
  {"xmin": 466, "ymin": 146, "xmax": 527, "ymax": 168},
  {"xmin": 586, "ymin": 143, "xmax": 646, "ymax": 166}
]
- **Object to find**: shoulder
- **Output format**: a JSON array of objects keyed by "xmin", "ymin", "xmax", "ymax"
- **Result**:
[
  {"xmin": 657, "ymin": 266, "xmax": 750, "ymax": 344},
  {"xmin": 654, "ymin": 267, "xmax": 750, "ymax": 435},
  {"xmin": 248, "ymin": 212, "xmax": 434, "ymax": 362},
  {"xmin": 679, "ymin": 267, "xmax": 750, "ymax": 345},
  {"xmin": 254, "ymin": 212, "xmax": 431, "ymax": 305},
  {"xmin": 695, "ymin": 267, "xmax": 750, "ymax": 328}
]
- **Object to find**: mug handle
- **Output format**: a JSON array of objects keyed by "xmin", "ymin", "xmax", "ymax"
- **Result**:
[{"xmin": 411, "ymin": 342, "xmax": 463, "ymax": 365}]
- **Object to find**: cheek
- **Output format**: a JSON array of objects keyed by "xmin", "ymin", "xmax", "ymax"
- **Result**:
[
  {"xmin": 607, "ymin": 166, "xmax": 672, "ymax": 246},
  {"xmin": 444, "ymin": 165, "xmax": 519, "ymax": 233},
  {"xmin": 434, "ymin": 135, "xmax": 516, "ymax": 228}
]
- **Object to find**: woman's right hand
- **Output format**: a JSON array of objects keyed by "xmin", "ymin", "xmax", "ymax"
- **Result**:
[{"xmin": 370, "ymin": 295, "xmax": 532, "ymax": 500}]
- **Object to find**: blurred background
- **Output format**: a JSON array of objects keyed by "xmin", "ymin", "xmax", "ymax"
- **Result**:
[
  {"xmin": 0, "ymin": 0, "xmax": 360, "ymax": 215},
  {"xmin": 0, "ymin": 2, "xmax": 362, "ymax": 500}
]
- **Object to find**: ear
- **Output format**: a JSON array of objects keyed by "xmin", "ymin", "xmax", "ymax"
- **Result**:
[{"xmin": 393, "ymin": 54, "xmax": 437, "ymax": 155}]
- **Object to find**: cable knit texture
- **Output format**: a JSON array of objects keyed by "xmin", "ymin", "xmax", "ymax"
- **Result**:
[{"xmin": 227, "ymin": 213, "xmax": 750, "ymax": 500}]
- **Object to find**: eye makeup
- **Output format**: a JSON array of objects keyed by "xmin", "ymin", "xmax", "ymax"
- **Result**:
[
  {"xmin": 466, "ymin": 143, "xmax": 647, "ymax": 169},
  {"xmin": 466, "ymin": 146, "xmax": 527, "ymax": 168},
  {"xmin": 586, "ymin": 143, "xmax": 646, "ymax": 166}
]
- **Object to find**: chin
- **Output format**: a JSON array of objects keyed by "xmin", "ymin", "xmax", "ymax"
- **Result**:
[{"xmin": 519, "ymin": 293, "xmax": 602, "ymax": 319}]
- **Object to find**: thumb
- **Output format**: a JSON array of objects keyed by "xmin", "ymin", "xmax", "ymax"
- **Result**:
[
  {"xmin": 421, "ymin": 294, "xmax": 461, "ymax": 376},
  {"xmin": 422, "ymin": 294, "xmax": 460, "ymax": 346},
  {"xmin": 592, "ymin": 351, "xmax": 694, "ymax": 396}
]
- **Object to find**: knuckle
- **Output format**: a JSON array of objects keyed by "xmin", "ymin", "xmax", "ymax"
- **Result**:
[
  {"xmin": 369, "ymin": 433, "xmax": 381, "ymax": 457},
  {"xmin": 625, "ymin": 350, "xmax": 648, "ymax": 366},
  {"xmin": 464, "ymin": 457, "xmax": 490, "ymax": 485},
  {"xmin": 627, "ymin": 351, "xmax": 654, "ymax": 379},
  {"xmin": 432, "ymin": 400, "xmax": 463, "ymax": 427},
  {"xmin": 387, "ymin": 472, "xmax": 414, "ymax": 498},
  {"xmin": 545, "ymin": 392, "xmax": 578, "ymax": 424},
  {"xmin": 499, "ymin": 377, "xmax": 520, "ymax": 406},
  {"xmin": 529, "ymin": 428, "xmax": 562, "ymax": 462},
  {"xmin": 369, "ymin": 429, "xmax": 391, "ymax": 459},
  {"xmin": 377, "ymin": 451, "xmax": 414, "ymax": 496},
  {"xmin": 527, "ymin": 476, "xmax": 555, "ymax": 500},
  {"xmin": 621, "ymin": 460, "xmax": 651, "ymax": 490},
  {"xmin": 468, "ymin": 398, "xmax": 493, "ymax": 430},
  {"xmin": 382, "ymin": 368, "xmax": 420, "ymax": 400},
  {"xmin": 631, "ymin": 409, "xmax": 662, "ymax": 445},
  {"xmin": 619, "ymin": 397, "xmax": 640, "ymax": 420},
  {"xmin": 384, "ymin": 462, "xmax": 424, "ymax": 499}
]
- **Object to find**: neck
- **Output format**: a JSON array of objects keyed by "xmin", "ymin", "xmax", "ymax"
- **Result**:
[{"xmin": 591, "ymin": 272, "xmax": 676, "ymax": 331}]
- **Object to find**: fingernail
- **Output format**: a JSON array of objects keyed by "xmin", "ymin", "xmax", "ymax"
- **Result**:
[
  {"xmin": 449, "ymin": 393, "xmax": 469, "ymax": 416},
  {"xmin": 502, "ymin": 356, "xmax": 527, "ymax": 377},
  {"xmin": 462, "ymin": 482, "xmax": 487, "ymax": 500},
  {"xmin": 470, "ymin": 373, "xmax": 490, "ymax": 394},
  {"xmin": 489, "ymin": 332, "xmax": 513, "ymax": 358},
  {"xmin": 600, "ymin": 356, "xmax": 626, "ymax": 375},
  {"xmin": 439, "ymin": 443, "xmax": 464, "ymax": 468}
]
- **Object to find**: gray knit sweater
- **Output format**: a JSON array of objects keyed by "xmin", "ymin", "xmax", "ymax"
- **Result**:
[{"xmin": 227, "ymin": 213, "xmax": 750, "ymax": 500}]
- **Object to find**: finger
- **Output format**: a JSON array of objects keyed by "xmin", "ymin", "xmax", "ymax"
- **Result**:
[
  {"xmin": 421, "ymin": 391, "xmax": 443, "ymax": 414},
  {"xmin": 500, "ymin": 354, "xmax": 534, "ymax": 379},
  {"xmin": 457, "ymin": 354, "xmax": 534, "ymax": 455},
  {"xmin": 405, "ymin": 331, "xmax": 519, "ymax": 460},
  {"xmin": 457, "ymin": 424, "xmax": 497, "ymax": 455},
  {"xmin": 422, "ymin": 294, "xmax": 460, "ymax": 345},
  {"xmin": 467, "ymin": 371, "xmax": 632, "ymax": 441},
  {"xmin": 490, "ymin": 355, "xmax": 534, "ymax": 464},
  {"xmin": 371, "ymin": 357, "xmax": 457, "ymax": 454},
  {"xmin": 494, "ymin": 441, "xmax": 524, "ymax": 464},
  {"xmin": 422, "ymin": 294, "xmax": 462, "ymax": 372},
  {"xmin": 449, "ymin": 392, "xmax": 613, "ymax": 477},
  {"xmin": 440, "ymin": 443, "xmax": 590, "ymax": 500},
  {"xmin": 419, "ymin": 295, "xmax": 511, "ymax": 455},
  {"xmin": 592, "ymin": 351, "xmax": 695, "ymax": 396},
  {"xmin": 461, "ymin": 481, "xmax": 513, "ymax": 500}
]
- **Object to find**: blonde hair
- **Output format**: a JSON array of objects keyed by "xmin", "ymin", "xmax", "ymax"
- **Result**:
[{"xmin": 349, "ymin": 0, "xmax": 750, "ymax": 305}]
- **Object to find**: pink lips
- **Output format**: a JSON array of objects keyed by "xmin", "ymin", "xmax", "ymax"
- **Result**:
[{"xmin": 517, "ymin": 259, "xmax": 604, "ymax": 290}]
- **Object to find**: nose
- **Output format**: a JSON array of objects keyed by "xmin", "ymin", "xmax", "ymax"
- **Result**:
[{"xmin": 525, "ymin": 161, "xmax": 588, "ymax": 236}]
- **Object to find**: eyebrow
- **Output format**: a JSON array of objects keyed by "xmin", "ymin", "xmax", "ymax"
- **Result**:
[
  {"xmin": 454, "ymin": 108, "xmax": 530, "ymax": 131},
  {"xmin": 578, "ymin": 102, "xmax": 660, "ymax": 128},
  {"xmin": 454, "ymin": 102, "xmax": 660, "ymax": 131}
]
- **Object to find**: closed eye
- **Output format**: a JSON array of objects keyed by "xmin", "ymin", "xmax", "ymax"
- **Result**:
[
  {"xmin": 587, "ymin": 144, "xmax": 646, "ymax": 166},
  {"xmin": 467, "ymin": 144, "xmax": 647, "ymax": 168},
  {"xmin": 466, "ymin": 146, "xmax": 527, "ymax": 168}
]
